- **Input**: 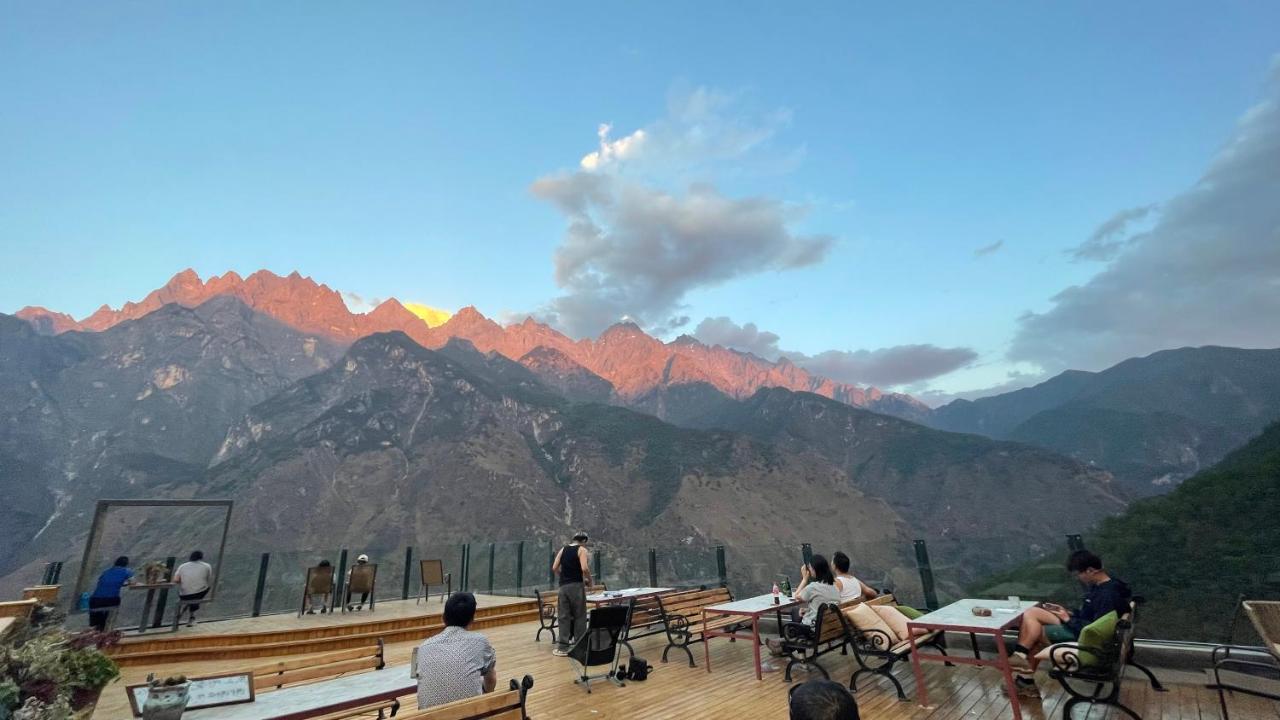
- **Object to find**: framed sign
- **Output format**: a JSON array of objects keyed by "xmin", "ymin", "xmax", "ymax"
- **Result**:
[{"xmin": 126, "ymin": 672, "xmax": 255, "ymax": 716}]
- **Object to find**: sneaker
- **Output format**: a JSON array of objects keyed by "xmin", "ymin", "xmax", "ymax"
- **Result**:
[
  {"xmin": 765, "ymin": 638, "xmax": 787, "ymax": 657},
  {"xmin": 1006, "ymin": 650, "xmax": 1032, "ymax": 670},
  {"xmin": 320, "ymin": 607, "xmax": 328, "ymax": 614},
  {"xmin": 552, "ymin": 648, "xmax": 569, "ymax": 657},
  {"xmin": 187, "ymin": 617, "xmax": 196, "ymax": 628},
  {"xmin": 347, "ymin": 605, "xmax": 355, "ymax": 612},
  {"xmin": 306, "ymin": 609, "xmax": 315, "ymax": 615},
  {"xmin": 356, "ymin": 604, "xmax": 363, "ymax": 610}
]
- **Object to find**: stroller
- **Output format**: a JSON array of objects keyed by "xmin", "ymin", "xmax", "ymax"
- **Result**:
[{"xmin": 567, "ymin": 604, "xmax": 631, "ymax": 693}]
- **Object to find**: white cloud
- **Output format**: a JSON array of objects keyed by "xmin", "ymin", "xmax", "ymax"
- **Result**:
[
  {"xmin": 1012, "ymin": 63, "xmax": 1280, "ymax": 372},
  {"xmin": 580, "ymin": 124, "xmax": 647, "ymax": 170}
]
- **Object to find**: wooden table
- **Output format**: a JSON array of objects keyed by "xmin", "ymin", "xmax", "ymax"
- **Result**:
[
  {"xmin": 180, "ymin": 665, "xmax": 414, "ymax": 720},
  {"xmin": 703, "ymin": 593, "xmax": 800, "ymax": 681},
  {"xmin": 908, "ymin": 598, "xmax": 1039, "ymax": 720},
  {"xmin": 586, "ymin": 587, "xmax": 673, "ymax": 606},
  {"xmin": 128, "ymin": 582, "xmax": 177, "ymax": 634}
]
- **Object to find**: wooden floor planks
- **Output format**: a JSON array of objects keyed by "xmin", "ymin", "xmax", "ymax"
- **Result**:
[{"xmin": 91, "ymin": 612, "xmax": 1280, "ymax": 720}]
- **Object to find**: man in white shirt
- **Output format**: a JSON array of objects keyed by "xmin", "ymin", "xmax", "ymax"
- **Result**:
[{"xmin": 173, "ymin": 550, "xmax": 214, "ymax": 627}]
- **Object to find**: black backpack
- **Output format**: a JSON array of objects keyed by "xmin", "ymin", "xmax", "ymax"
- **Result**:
[{"xmin": 620, "ymin": 657, "xmax": 652, "ymax": 681}]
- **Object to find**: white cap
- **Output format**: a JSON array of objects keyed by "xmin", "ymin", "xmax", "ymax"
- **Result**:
[{"xmin": 357, "ymin": 554, "xmax": 369, "ymax": 562}]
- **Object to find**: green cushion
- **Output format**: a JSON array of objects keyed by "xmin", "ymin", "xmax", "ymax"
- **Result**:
[
  {"xmin": 895, "ymin": 605, "xmax": 924, "ymax": 620},
  {"xmin": 1076, "ymin": 610, "xmax": 1120, "ymax": 667}
]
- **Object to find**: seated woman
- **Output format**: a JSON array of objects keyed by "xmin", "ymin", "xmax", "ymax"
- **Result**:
[
  {"xmin": 768, "ymin": 555, "xmax": 841, "ymax": 653},
  {"xmin": 832, "ymin": 551, "xmax": 878, "ymax": 603}
]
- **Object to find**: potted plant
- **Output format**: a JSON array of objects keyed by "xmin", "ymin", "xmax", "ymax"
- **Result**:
[
  {"xmin": 141, "ymin": 674, "xmax": 189, "ymax": 720},
  {"xmin": 0, "ymin": 605, "xmax": 120, "ymax": 720},
  {"xmin": 140, "ymin": 561, "xmax": 170, "ymax": 585}
]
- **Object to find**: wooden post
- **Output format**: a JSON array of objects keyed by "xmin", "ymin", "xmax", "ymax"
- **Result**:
[
  {"xmin": 914, "ymin": 540, "xmax": 940, "ymax": 611},
  {"xmin": 252, "ymin": 553, "xmax": 269, "ymax": 617}
]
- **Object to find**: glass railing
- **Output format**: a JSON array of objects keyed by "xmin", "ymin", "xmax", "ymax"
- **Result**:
[{"xmin": 37, "ymin": 532, "xmax": 1279, "ymax": 647}]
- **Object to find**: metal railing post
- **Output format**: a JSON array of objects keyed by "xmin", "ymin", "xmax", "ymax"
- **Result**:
[
  {"xmin": 547, "ymin": 542, "xmax": 555, "ymax": 587},
  {"xmin": 648, "ymin": 548, "xmax": 658, "ymax": 588},
  {"xmin": 516, "ymin": 541, "xmax": 525, "ymax": 596},
  {"xmin": 152, "ymin": 556, "xmax": 177, "ymax": 628},
  {"xmin": 402, "ymin": 546, "xmax": 414, "ymax": 600},
  {"xmin": 335, "ymin": 549, "xmax": 349, "ymax": 607},
  {"xmin": 488, "ymin": 543, "xmax": 496, "ymax": 595},
  {"xmin": 716, "ymin": 546, "xmax": 727, "ymax": 588},
  {"xmin": 252, "ymin": 553, "xmax": 270, "ymax": 617},
  {"xmin": 593, "ymin": 548, "xmax": 602, "ymax": 585},
  {"xmin": 914, "ymin": 540, "xmax": 940, "ymax": 611},
  {"xmin": 1066, "ymin": 534, "xmax": 1085, "ymax": 552}
]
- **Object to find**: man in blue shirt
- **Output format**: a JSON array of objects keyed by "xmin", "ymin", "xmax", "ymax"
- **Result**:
[{"xmin": 89, "ymin": 556, "xmax": 135, "ymax": 631}]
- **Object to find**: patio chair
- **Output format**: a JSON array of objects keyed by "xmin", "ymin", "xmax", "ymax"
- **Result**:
[
  {"xmin": 567, "ymin": 604, "xmax": 630, "ymax": 693},
  {"xmin": 1211, "ymin": 599, "xmax": 1280, "ymax": 719}
]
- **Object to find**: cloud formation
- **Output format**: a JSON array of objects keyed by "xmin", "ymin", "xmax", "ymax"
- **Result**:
[
  {"xmin": 1012, "ymin": 64, "xmax": 1280, "ymax": 372},
  {"xmin": 1067, "ymin": 205, "xmax": 1157, "ymax": 262},
  {"xmin": 693, "ymin": 316, "xmax": 976, "ymax": 388},
  {"xmin": 533, "ymin": 87, "xmax": 829, "ymax": 337},
  {"xmin": 973, "ymin": 240, "xmax": 1004, "ymax": 258}
]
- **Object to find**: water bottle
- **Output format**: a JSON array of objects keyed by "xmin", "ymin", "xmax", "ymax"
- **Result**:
[{"xmin": 772, "ymin": 582, "xmax": 780, "ymax": 604}]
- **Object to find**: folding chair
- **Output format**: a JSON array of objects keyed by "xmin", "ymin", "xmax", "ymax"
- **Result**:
[
  {"xmin": 567, "ymin": 604, "xmax": 630, "ymax": 693},
  {"xmin": 417, "ymin": 559, "xmax": 452, "ymax": 604}
]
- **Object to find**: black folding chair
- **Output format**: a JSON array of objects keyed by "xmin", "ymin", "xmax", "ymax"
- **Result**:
[{"xmin": 568, "ymin": 604, "xmax": 630, "ymax": 693}]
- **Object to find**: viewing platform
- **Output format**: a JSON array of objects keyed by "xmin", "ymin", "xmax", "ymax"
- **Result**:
[{"xmin": 87, "ymin": 593, "xmax": 1280, "ymax": 720}]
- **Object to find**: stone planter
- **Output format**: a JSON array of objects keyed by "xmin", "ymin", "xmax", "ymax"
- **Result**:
[{"xmin": 142, "ymin": 682, "xmax": 189, "ymax": 720}]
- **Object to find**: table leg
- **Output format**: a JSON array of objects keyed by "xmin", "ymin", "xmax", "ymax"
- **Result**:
[
  {"xmin": 137, "ymin": 590, "xmax": 155, "ymax": 635},
  {"xmin": 703, "ymin": 609, "xmax": 711, "ymax": 673},
  {"xmin": 993, "ymin": 631, "xmax": 1023, "ymax": 720},
  {"xmin": 970, "ymin": 632, "xmax": 981, "ymax": 659},
  {"xmin": 910, "ymin": 628, "xmax": 928, "ymax": 707},
  {"xmin": 752, "ymin": 615, "xmax": 763, "ymax": 681}
]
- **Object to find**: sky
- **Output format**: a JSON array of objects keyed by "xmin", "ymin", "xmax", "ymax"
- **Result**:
[{"xmin": 2, "ymin": 2, "xmax": 1278, "ymax": 403}]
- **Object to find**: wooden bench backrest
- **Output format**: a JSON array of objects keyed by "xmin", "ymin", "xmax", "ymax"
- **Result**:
[
  {"xmin": 659, "ymin": 587, "xmax": 732, "ymax": 617},
  {"xmin": 815, "ymin": 603, "xmax": 847, "ymax": 645},
  {"xmin": 399, "ymin": 677, "xmax": 531, "ymax": 720},
  {"xmin": 248, "ymin": 641, "xmax": 384, "ymax": 691},
  {"xmin": 1244, "ymin": 600, "xmax": 1280, "ymax": 659}
]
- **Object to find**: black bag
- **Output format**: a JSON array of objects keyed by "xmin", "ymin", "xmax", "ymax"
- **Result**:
[{"xmin": 625, "ymin": 657, "xmax": 652, "ymax": 681}]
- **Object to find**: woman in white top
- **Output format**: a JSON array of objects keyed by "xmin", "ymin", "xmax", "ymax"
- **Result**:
[{"xmin": 832, "ymin": 551, "xmax": 878, "ymax": 603}]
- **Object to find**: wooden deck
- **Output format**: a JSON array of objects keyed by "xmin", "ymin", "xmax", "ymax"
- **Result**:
[{"xmin": 92, "ymin": 613, "xmax": 1280, "ymax": 720}]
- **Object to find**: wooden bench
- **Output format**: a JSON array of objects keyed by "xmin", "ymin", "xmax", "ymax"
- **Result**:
[
  {"xmin": 656, "ymin": 587, "xmax": 745, "ymax": 667},
  {"xmin": 1212, "ymin": 599, "xmax": 1280, "ymax": 720},
  {"xmin": 777, "ymin": 600, "xmax": 853, "ymax": 681},
  {"xmin": 846, "ymin": 594, "xmax": 948, "ymax": 700},
  {"xmin": 248, "ymin": 639, "xmax": 387, "ymax": 692},
  {"xmin": 327, "ymin": 675, "xmax": 534, "ymax": 720},
  {"xmin": 0, "ymin": 598, "xmax": 38, "ymax": 620},
  {"xmin": 621, "ymin": 589, "xmax": 686, "ymax": 656},
  {"xmin": 533, "ymin": 584, "xmax": 604, "ymax": 643}
]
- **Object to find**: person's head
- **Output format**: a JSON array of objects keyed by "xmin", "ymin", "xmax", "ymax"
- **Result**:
[
  {"xmin": 789, "ymin": 679, "xmax": 861, "ymax": 720},
  {"xmin": 1066, "ymin": 549, "xmax": 1107, "ymax": 585},
  {"xmin": 572, "ymin": 532, "xmax": 589, "ymax": 546},
  {"xmin": 832, "ymin": 551, "xmax": 851, "ymax": 575},
  {"xmin": 356, "ymin": 554, "xmax": 369, "ymax": 564},
  {"xmin": 113, "ymin": 556, "xmax": 129, "ymax": 568},
  {"xmin": 189, "ymin": 550, "xmax": 204, "ymax": 562},
  {"xmin": 319, "ymin": 559, "xmax": 332, "ymax": 568},
  {"xmin": 808, "ymin": 554, "xmax": 835, "ymax": 585},
  {"xmin": 444, "ymin": 592, "xmax": 478, "ymax": 628}
]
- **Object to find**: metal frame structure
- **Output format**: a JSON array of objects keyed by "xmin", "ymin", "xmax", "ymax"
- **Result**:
[{"xmin": 69, "ymin": 498, "xmax": 234, "ymax": 620}]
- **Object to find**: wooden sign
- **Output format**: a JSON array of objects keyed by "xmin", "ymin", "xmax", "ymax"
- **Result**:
[{"xmin": 126, "ymin": 672, "xmax": 255, "ymax": 717}]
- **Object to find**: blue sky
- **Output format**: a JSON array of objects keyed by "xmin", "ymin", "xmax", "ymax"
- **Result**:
[{"xmin": 3, "ymin": 2, "xmax": 1278, "ymax": 400}]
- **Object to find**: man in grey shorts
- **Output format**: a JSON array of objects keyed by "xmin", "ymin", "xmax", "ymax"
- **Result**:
[{"xmin": 551, "ymin": 531, "xmax": 592, "ymax": 657}]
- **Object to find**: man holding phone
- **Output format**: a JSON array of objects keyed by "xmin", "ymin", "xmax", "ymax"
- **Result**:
[{"xmin": 1005, "ymin": 549, "xmax": 1132, "ymax": 697}]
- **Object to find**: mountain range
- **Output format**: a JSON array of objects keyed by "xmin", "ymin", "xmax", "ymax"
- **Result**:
[
  {"xmin": 0, "ymin": 288, "xmax": 1125, "ymax": 598},
  {"xmin": 928, "ymin": 347, "xmax": 1280, "ymax": 496},
  {"xmin": 16, "ymin": 269, "xmax": 930, "ymax": 424}
]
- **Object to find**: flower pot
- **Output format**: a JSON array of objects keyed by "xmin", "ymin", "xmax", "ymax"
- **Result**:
[{"xmin": 142, "ymin": 682, "xmax": 189, "ymax": 720}]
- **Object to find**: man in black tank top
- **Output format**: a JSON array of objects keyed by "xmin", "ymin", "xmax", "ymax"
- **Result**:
[{"xmin": 551, "ymin": 531, "xmax": 592, "ymax": 656}]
